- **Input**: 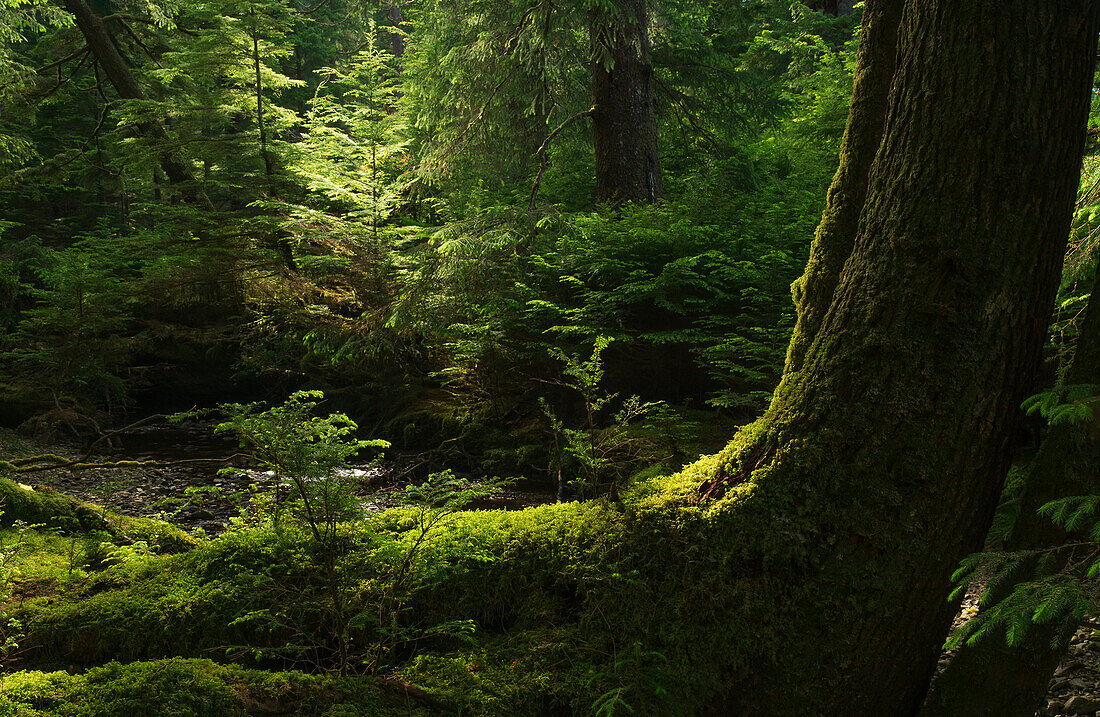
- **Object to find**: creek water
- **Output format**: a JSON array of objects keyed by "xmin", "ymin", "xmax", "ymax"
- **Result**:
[{"xmin": 40, "ymin": 422, "xmax": 555, "ymax": 535}]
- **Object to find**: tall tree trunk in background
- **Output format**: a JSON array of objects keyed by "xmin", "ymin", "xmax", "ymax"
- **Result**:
[
  {"xmin": 700, "ymin": 1, "xmax": 1097, "ymax": 712},
  {"xmin": 784, "ymin": 0, "xmax": 901, "ymax": 375},
  {"xmin": 920, "ymin": 288, "xmax": 1100, "ymax": 717},
  {"xmin": 250, "ymin": 5, "xmax": 274, "ymax": 177},
  {"xmin": 387, "ymin": 3, "xmax": 404, "ymax": 59},
  {"xmin": 805, "ymin": 0, "xmax": 857, "ymax": 16},
  {"xmin": 61, "ymin": 0, "xmax": 210, "ymax": 206},
  {"xmin": 588, "ymin": 0, "xmax": 663, "ymax": 206}
]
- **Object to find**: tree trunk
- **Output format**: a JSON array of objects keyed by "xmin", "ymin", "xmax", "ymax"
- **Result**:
[
  {"xmin": 702, "ymin": 1, "xmax": 1097, "ymax": 713},
  {"xmin": 61, "ymin": 0, "xmax": 209, "ymax": 205},
  {"xmin": 387, "ymin": 3, "xmax": 404, "ymax": 59},
  {"xmin": 805, "ymin": 0, "xmax": 857, "ymax": 16},
  {"xmin": 589, "ymin": 0, "xmax": 663, "ymax": 206},
  {"xmin": 250, "ymin": 5, "xmax": 274, "ymax": 177},
  {"xmin": 784, "ymin": 0, "xmax": 901, "ymax": 376},
  {"xmin": 921, "ymin": 288, "xmax": 1100, "ymax": 717}
]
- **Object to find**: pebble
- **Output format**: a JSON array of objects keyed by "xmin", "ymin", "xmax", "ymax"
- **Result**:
[{"xmin": 1057, "ymin": 662, "xmax": 1086, "ymax": 678}]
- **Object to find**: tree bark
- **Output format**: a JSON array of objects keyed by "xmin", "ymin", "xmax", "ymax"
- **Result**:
[
  {"xmin": 784, "ymin": 0, "xmax": 901, "ymax": 376},
  {"xmin": 702, "ymin": 1, "xmax": 1098, "ymax": 713},
  {"xmin": 589, "ymin": 0, "xmax": 664, "ymax": 206},
  {"xmin": 921, "ymin": 288, "xmax": 1100, "ymax": 717},
  {"xmin": 387, "ymin": 3, "xmax": 404, "ymax": 59},
  {"xmin": 805, "ymin": 0, "xmax": 857, "ymax": 16},
  {"xmin": 61, "ymin": 0, "xmax": 209, "ymax": 205},
  {"xmin": 250, "ymin": 5, "xmax": 274, "ymax": 177}
]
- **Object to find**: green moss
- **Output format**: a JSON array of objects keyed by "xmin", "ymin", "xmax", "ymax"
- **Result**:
[
  {"xmin": 0, "ymin": 659, "xmax": 409, "ymax": 716},
  {"xmin": 0, "ymin": 480, "xmax": 94, "ymax": 532},
  {"xmin": 0, "ymin": 480, "xmax": 195, "ymax": 554},
  {"xmin": 0, "ymin": 528, "xmax": 95, "ymax": 592},
  {"xmin": 396, "ymin": 633, "xmax": 582, "ymax": 715},
  {"xmin": 103, "ymin": 513, "xmax": 197, "ymax": 554},
  {"xmin": 17, "ymin": 528, "xmax": 312, "ymax": 666},
  {"xmin": 10, "ymin": 459, "xmax": 805, "ymax": 715}
]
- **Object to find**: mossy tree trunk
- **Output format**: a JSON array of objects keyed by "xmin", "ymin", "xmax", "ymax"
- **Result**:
[
  {"xmin": 784, "ymin": 0, "xmax": 901, "ymax": 375},
  {"xmin": 589, "ymin": 0, "xmax": 664, "ymax": 206},
  {"xmin": 920, "ymin": 289, "xmax": 1100, "ymax": 717},
  {"xmin": 703, "ymin": 1, "xmax": 1098, "ymax": 713}
]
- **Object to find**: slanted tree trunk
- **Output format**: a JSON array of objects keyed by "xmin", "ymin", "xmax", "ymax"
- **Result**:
[
  {"xmin": 920, "ymin": 288, "xmax": 1100, "ymax": 717},
  {"xmin": 784, "ymin": 0, "xmax": 901, "ymax": 375},
  {"xmin": 61, "ymin": 0, "xmax": 210, "ymax": 206},
  {"xmin": 588, "ymin": 0, "xmax": 663, "ymax": 205},
  {"xmin": 700, "ymin": 1, "xmax": 1098, "ymax": 713}
]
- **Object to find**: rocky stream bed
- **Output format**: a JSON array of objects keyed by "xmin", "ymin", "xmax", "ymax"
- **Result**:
[
  {"xmin": 30, "ymin": 422, "xmax": 555, "ymax": 536},
  {"xmin": 937, "ymin": 584, "xmax": 1100, "ymax": 717}
]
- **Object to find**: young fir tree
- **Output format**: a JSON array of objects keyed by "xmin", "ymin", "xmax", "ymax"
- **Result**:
[{"xmin": 290, "ymin": 21, "xmax": 406, "ymax": 242}]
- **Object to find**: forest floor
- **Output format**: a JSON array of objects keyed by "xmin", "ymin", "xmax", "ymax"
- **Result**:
[
  {"xmin": 5, "ymin": 426, "xmax": 1100, "ymax": 715},
  {"xmin": 1042, "ymin": 623, "xmax": 1100, "ymax": 717}
]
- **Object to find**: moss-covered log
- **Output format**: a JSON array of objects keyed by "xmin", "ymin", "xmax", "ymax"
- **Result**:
[
  {"xmin": 0, "ymin": 479, "xmax": 194, "ymax": 553},
  {"xmin": 11, "ymin": 486, "xmax": 792, "ymax": 713},
  {"xmin": 0, "ymin": 659, "xmax": 418, "ymax": 716}
]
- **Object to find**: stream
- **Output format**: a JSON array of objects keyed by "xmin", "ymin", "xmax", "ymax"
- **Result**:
[{"xmin": 36, "ymin": 422, "xmax": 556, "ymax": 535}]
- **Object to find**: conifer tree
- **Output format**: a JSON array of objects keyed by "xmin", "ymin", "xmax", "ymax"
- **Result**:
[
  {"xmin": 694, "ymin": 1, "xmax": 1099, "ymax": 711},
  {"xmin": 919, "ymin": 291, "xmax": 1100, "ymax": 714}
]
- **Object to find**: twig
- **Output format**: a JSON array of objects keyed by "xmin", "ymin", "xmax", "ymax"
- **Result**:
[
  {"xmin": 81, "ymin": 409, "xmax": 196, "ymax": 459},
  {"xmin": 34, "ymin": 47, "xmax": 91, "ymax": 76}
]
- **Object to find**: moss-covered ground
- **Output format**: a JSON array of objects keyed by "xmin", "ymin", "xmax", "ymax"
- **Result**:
[
  {"xmin": 0, "ymin": 443, "xmax": 788, "ymax": 716},
  {"xmin": 0, "ymin": 659, "xmax": 414, "ymax": 716}
]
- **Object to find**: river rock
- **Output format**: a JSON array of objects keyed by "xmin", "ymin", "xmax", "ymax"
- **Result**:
[
  {"xmin": 1065, "ymin": 694, "xmax": 1100, "ymax": 714},
  {"xmin": 1057, "ymin": 661, "xmax": 1086, "ymax": 678}
]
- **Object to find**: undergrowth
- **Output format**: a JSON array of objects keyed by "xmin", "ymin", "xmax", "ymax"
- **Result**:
[{"xmin": 0, "ymin": 459, "xmax": 780, "ymax": 715}]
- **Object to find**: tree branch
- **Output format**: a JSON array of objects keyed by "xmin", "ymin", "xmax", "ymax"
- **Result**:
[{"xmin": 527, "ymin": 106, "xmax": 594, "ymax": 210}]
